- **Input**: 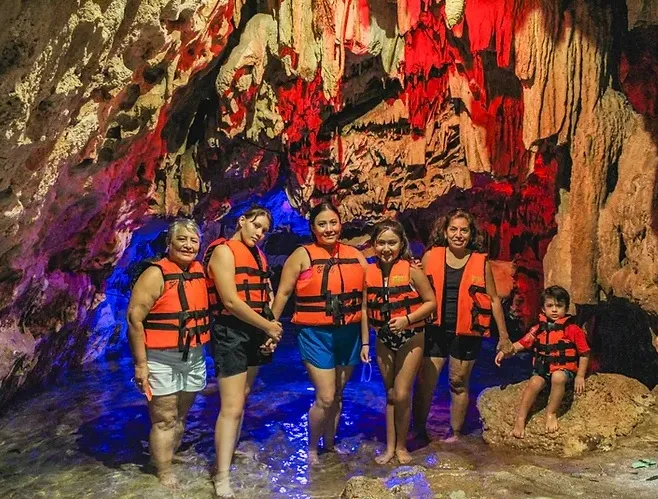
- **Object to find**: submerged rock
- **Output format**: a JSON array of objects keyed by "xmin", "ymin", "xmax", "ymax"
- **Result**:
[{"xmin": 478, "ymin": 373, "xmax": 656, "ymax": 456}]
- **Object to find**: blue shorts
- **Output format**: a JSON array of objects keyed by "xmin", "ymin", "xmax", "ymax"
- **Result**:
[
  {"xmin": 297, "ymin": 323, "xmax": 361, "ymax": 369},
  {"xmin": 533, "ymin": 369, "xmax": 576, "ymax": 384}
]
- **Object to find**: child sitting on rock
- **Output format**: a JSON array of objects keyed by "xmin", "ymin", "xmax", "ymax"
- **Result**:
[{"xmin": 495, "ymin": 285, "xmax": 590, "ymax": 438}]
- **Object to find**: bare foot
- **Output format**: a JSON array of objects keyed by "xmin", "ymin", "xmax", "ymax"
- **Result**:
[
  {"xmin": 395, "ymin": 448, "xmax": 413, "ymax": 464},
  {"xmin": 307, "ymin": 449, "xmax": 320, "ymax": 465},
  {"xmin": 443, "ymin": 433, "xmax": 461, "ymax": 444},
  {"xmin": 375, "ymin": 449, "xmax": 396, "ymax": 464},
  {"xmin": 545, "ymin": 413, "xmax": 559, "ymax": 433},
  {"xmin": 213, "ymin": 473, "xmax": 235, "ymax": 498},
  {"xmin": 157, "ymin": 470, "xmax": 180, "ymax": 490},
  {"xmin": 511, "ymin": 418, "xmax": 526, "ymax": 439}
]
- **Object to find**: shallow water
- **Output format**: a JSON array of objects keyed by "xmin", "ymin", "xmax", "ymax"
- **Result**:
[{"xmin": 1, "ymin": 326, "xmax": 657, "ymax": 498}]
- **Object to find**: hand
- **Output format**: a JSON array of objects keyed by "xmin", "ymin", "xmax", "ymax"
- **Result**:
[
  {"xmin": 133, "ymin": 363, "xmax": 149, "ymax": 394},
  {"xmin": 360, "ymin": 344, "xmax": 370, "ymax": 363},
  {"xmin": 494, "ymin": 350, "xmax": 506, "ymax": 367},
  {"xmin": 497, "ymin": 338, "xmax": 514, "ymax": 356},
  {"xmin": 264, "ymin": 320, "xmax": 283, "ymax": 341},
  {"xmin": 574, "ymin": 375, "xmax": 586, "ymax": 395},
  {"xmin": 260, "ymin": 338, "xmax": 278, "ymax": 355},
  {"xmin": 388, "ymin": 316, "xmax": 409, "ymax": 334}
]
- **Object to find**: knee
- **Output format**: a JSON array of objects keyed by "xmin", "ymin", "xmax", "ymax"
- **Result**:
[
  {"xmin": 315, "ymin": 391, "xmax": 336, "ymax": 410},
  {"xmin": 385, "ymin": 388, "xmax": 395, "ymax": 405},
  {"xmin": 154, "ymin": 414, "xmax": 178, "ymax": 432},
  {"xmin": 393, "ymin": 386, "xmax": 411, "ymax": 406},
  {"xmin": 529, "ymin": 374, "xmax": 546, "ymax": 387},
  {"xmin": 551, "ymin": 372, "xmax": 568, "ymax": 386},
  {"xmin": 220, "ymin": 401, "xmax": 245, "ymax": 421},
  {"xmin": 448, "ymin": 375, "xmax": 467, "ymax": 395}
]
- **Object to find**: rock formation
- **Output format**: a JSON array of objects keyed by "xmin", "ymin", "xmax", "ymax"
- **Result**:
[
  {"xmin": 0, "ymin": 1, "xmax": 657, "ymax": 402},
  {"xmin": 478, "ymin": 373, "xmax": 656, "ymax": 456}
]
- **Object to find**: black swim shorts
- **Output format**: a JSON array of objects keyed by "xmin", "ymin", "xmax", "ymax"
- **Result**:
[
  {"xmin": 212, "ymin": 316, "xmax": 272, "ymax": 377},
  {"xmin": 424, "ymin": 325, "xmax": 482, "ymax": 361}
]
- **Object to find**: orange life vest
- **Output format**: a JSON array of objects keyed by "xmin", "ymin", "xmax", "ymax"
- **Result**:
[
  {"xmin": 424, "ymin": 247, "xmax": 492, "ymax": 337},
  {"xmin": 143, "ymin": 257, "xmax": 210, "ymax": 360},
  {"xmin": 366, "ymin": 259, "xmax": 424, "ymax": 330},
  {"xmin": 203, "ymin": 238, "xmax": 272, "ymax": 318},
  {"xmin": 531, "ymin": 314, "xmax": 579, "ymax": 374},
  {"xmin": 292, "ymin": 243, "xmax": 364, "ymax": 326}
]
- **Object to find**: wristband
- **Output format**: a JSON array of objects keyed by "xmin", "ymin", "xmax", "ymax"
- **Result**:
[
  {"xmin": 405, "ymin": 314, "xmax": 411, "ymax": 326},
  {"xmin": 361, "ymin": 343, "xmax": 369, "ymax": 347}
]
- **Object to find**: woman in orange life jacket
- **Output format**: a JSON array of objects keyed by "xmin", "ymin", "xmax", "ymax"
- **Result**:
[
  {"xmin": 204, "ymin": 205, "xmax": 282, "ymax": 498},
  {"xmin": 364, "ymin": 219, "xmax": 436, "ymax": 465},
  {"xmin": 272, "ymin": 201, "xmax": 368, "ymax": 465},
  {"xmin": 127, "ymin": 219, "xmax": 210, "ymax": 489},
  {"xmin": 412, "ymin": 208, "xmax": 514, "ymax": 442}
]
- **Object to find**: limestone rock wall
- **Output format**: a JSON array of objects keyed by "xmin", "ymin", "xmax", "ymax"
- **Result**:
[{"xmin": 0, "ymin": 0, "xmax": 657, "ymax": 402}]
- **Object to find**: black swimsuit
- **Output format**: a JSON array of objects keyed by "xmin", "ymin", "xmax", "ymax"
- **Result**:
[{"xmin": 376, "ymin": 276, "xmax": 423, "ymax": 352}]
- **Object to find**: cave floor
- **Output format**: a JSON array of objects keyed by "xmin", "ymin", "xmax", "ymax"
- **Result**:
[{"xmin": 1, "ymin": 329, "xmax": 657, "ymax": 499}]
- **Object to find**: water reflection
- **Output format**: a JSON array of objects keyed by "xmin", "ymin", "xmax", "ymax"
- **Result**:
[{"xmin": 0, "ymin": 325, "xmax": 535, "ymax": 498}]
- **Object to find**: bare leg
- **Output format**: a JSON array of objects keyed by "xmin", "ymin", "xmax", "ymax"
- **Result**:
[
  {"xmin": 445, "ymin": 356, "xmax": 476, "ymax": 442},
  {"xmin": 392, "ymin": 334, "xmax": 424, "ymax": 464},
  {"xmin": 545, "ymin": 371, "xmax": 568, "ymax": 433},
  {"xmin": 173, "ymin": 391, "xmax": 197, "ymax": 453},
  {"xmin": 214, "ymin": 372, "xmax": 248, "ymax": 498},
  {"xmin": 148, "ymin": 394, "xmax": 180, "ymax": 489},
  {"xmin": 323, "ymin": 365, "xmax": 355, "ymax": 452},
  {"xmin": 304, "ymin": 363, "xmax": 336, "ymax": 465},
  {"xmin": 512, "ymin": 375, "xmax": 546, "ymax": 438},
  {"xmin": 234, "ymin": 367, "xmax": 260, "ymax": 453},
  {"xmin": 375, "ymin": 340, "xmax": 396, "ymax": 464},
  {"xmin": 412, "ymin": 356, "xmax": 447, "ymax": 436}
]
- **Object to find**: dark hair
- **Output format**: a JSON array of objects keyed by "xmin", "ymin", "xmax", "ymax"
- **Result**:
[
  {"xmin": 309, "ymin": 200, "xmax": 341, "ymax": 241},
  {"xmin": 237, "ymin": 205, "xmax": 273, "ymax": 231},
  {"xmin": 428, "ymin": 208, "xmax": 483, "ymax": 251},
  {"xmin": 541, "ymin": 285, "xmax": 571, "ymax": 310},
  {"xmin": 370, "ymin": 219, "xmax": 412, "ymax": 261}
]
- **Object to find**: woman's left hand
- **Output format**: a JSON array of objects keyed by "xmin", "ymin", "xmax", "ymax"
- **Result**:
[
  {"xmin": 260, "ymin": 338, "xmax": 278, "ymax": 355},
  {"xmin": 388, "ymin": 316, "xmax": 409, "ymax": 334},
  {"xmin": 496, "ymin": 338, "xmax": 514, "ymax": 356}
]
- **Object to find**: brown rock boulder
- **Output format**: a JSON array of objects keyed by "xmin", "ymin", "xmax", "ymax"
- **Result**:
[
  {"xmin": 340, "ymin": 476, "xmax": 395, "ymax": 499},
  {"xmin": 478, "ymin": 373, "xmax": 655, "ymax": 457}
]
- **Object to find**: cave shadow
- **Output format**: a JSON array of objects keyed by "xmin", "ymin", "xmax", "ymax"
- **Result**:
[
  {"xmin": 76, "ymin": 404, "xmax": 152, "ymax": 470},
  {"xmin": 579, "ymin": 299, "xmax": 658, "ymax": 389}
]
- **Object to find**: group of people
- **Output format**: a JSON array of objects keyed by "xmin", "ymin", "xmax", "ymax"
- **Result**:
[{"xmin": 127, "ymin": 202, "xmax": 592, "ymax": 497}]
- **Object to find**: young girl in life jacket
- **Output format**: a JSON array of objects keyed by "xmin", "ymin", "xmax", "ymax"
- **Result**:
[
  {"xmin": 364, "ymin": 220, "xmax": 436, "ymax": 464},
  {"xmin": 204, "ymin": 205, "xmax": 282, "ymax": 498},
  {"xmin": 272, "ymin": 201, "xmax": 368, "ymax": 465},
  {"xmin": 495, "ymin": 285, "xmax": 590, "ymax": 437}
]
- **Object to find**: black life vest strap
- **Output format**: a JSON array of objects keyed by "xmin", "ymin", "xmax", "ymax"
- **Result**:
[
  {"xmin": 295, "ymin": 290, "xmax": 362, "ymax": 303},
  {"xmin": 367, "ymin": 296, "xmax": 423, "ymax": 311}
]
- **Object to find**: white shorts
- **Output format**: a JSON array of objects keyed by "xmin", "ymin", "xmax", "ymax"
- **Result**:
[{"xmin": 146, "ymin": 345, "xmax": 207, "ymax": 397}]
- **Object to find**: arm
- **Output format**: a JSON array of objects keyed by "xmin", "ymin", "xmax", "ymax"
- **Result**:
[
  {"xmin": 389, "ymin": 265, "xmax": 436, "ymax": 332},
  {"xmin": 494, "ymin": 340, "xmax": 527, "ymax": 366},
  {"xmin": 271, "ymin": 247, "xmax": 309, "ymax": 320},
  {"xmin": 360, "ymin": 276, "xmax": 370, "ymax": 362},
  {"xmin": 485, "ymin": 260, "xmax": 513, "ymax": 354},
  {"xmin": 126, "ymin": 266, "xmax": 163, "ymax": 392},
  {"xmin": 575, "ymin": 354, "xmax": 589, "ymax": 394},
  {"xmin": 209, "ymin": 244, "xmax": 282, "ymax": 340}
]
